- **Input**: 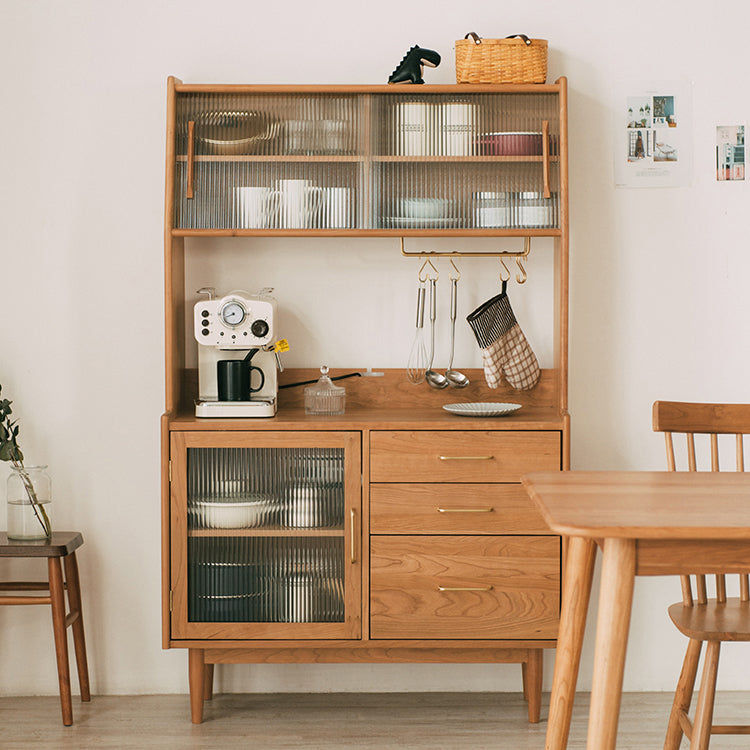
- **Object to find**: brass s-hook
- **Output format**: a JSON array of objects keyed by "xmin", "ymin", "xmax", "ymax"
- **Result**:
[
  {"xmin": 515, "ymin": 258, "xmax": 527, "ymax": 284},
  {"xmin": 418, "ymin": 257, "xmax": 439, "ymax": 282},
  {"xmin": 499, "ymin": 259, "xmax": 511, "ymax": 283},
  {"xmin": 514, "ymin": 236, "xmax": 531, "ymax": 284},
  {"xmin": 448, "ymin": 258, "xmax": 460, "ymax": 281}
]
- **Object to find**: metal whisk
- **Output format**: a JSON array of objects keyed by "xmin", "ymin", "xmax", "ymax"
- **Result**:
[{"xmin": 406, "ymin": 281, "xmax": 428, "ymax": 384}]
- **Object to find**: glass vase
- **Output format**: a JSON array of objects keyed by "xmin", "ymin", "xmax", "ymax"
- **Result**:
[{"xmin": 6, "ymin": 465, "xmax": 52, "ymax": 540}]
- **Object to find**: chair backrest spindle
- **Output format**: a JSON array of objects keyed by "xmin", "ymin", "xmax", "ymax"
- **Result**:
[
  {"xmin": 738, "ymin": 433, "xmax": 745, "ymax": 471},
  {"xmin": 695, "ymin": 575, "xmax": 708, "ymax": 604},
  {"xmin": 710, "ymin": 433, "xmax": 719, "ymax": 471}
]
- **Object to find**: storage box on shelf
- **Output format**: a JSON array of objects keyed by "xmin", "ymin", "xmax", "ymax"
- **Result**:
[{"xmin": 162, "ymin": 78, "xmax": 569, "ymax": 724}]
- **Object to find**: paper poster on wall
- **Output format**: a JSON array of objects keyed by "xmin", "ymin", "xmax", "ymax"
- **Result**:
[
  {"xmin": 615, "ymin": 82, "xmax": 692, "ymax": 188},
  {"xmin": 716, "ymin": 125, "xmax": 745, "ymax": 181}
]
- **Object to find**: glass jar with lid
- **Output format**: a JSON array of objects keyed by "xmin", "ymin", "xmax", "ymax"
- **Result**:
[{"xmin": 304, "ymin": 366, "xmax": 345, "ymax": 415}]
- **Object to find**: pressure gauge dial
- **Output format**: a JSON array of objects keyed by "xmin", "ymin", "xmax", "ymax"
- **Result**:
[{"xmin": 219, "ymin": 300, "xmax": 246, "ymax": 327}]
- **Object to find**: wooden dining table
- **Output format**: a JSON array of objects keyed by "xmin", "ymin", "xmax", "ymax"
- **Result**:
[{"xmin": 521, "ymin": 471, "xmax": 750, "ymax": 750}]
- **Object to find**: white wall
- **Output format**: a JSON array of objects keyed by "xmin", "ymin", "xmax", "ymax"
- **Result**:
[{"xmin": 2, "ymin": 0, "xmax": 749, "ymax": 697}]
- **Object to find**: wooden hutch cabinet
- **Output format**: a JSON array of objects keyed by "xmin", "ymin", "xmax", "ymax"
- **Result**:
[{"xmin": 162, "ymin": 76, "xmax": 570, "ymax": 724}]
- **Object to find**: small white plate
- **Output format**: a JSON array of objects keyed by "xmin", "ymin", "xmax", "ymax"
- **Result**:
[{"xmin": 443, "ymin": 402, "xmax": 522, "ymax": 417}]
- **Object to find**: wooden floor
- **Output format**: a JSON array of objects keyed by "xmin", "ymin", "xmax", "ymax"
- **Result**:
[{"xmin": 1, "ymin": 692, "xmax": 749, "ymax": 749}]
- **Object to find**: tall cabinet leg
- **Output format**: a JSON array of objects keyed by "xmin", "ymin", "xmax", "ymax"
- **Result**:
[{"xmin": 188, "ymin": 648, "xmax": 206, "ymax": 724}]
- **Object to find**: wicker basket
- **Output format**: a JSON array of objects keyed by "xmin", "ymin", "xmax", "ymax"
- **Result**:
[{"xmin": 455, "ymin": 33, "xmax": 548, "ymax": 84}]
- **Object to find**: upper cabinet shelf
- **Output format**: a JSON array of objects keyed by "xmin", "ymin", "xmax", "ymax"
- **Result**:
[{"xmin": 167, "ymin": 80, "xmax": 567, "ymax": 236}]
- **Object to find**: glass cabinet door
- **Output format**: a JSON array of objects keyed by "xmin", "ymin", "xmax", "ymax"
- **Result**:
[
  {"xmin": 372, "ymin": 91, "xmax": 561, "ymax": 231},
  {"xmin": 173, "ymin": 92, "xmax": 365, "ymax": 231},
  {"xmin": 169, "ymin": 431, "xmax": 361, "ymax": 639}
]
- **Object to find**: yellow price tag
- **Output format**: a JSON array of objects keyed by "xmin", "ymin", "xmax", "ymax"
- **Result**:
[{"xmin": 274, "ymin": 339, "xmax": 290, "ymax": 353}]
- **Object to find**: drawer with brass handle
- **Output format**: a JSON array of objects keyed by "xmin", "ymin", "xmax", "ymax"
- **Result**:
[
  {"xmin": 370, "ymin": 535, "xmax": 560, "ymax": 639},
  {"xmin": 369, "ymin": 430, "xmax": 560, "ymax": 483},
  {"xmin": 370, "ymin": 484, "xmax": 551, "ymax": 534}
]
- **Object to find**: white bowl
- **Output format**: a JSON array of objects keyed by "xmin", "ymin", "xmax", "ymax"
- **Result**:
[
  {"xmin": 191, "ymin": 498, "xmax": 266, "ymax": 529},
  {"xmin": 399, "ymin": 198, "xmax": 450, "ymax": 219}
]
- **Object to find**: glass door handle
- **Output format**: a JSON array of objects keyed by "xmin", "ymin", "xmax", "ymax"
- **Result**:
[
  {"xmin": 542, "ymin": 120, "xmax": 551, "ymax": 198},
  {"xmin": 350, "ymin": 509, "xmax": 357, "ymax": 564},
  {"xmin": 187, "ymin": 120, "xmax": 196, "ymax": 199}
]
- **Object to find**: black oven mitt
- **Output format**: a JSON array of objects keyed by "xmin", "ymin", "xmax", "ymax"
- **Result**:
[{"xmin": 466, "ymin": 283, "xmax": 540, "ymax": 390}]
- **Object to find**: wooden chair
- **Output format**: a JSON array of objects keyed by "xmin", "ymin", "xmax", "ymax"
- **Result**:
[
  {"xmin": 653, "ymin": 401, "xmax": 750, "ymax": 750},
  {"xmin": 0, "ymin": 531, "xmax": 90, "ymax": 725}
]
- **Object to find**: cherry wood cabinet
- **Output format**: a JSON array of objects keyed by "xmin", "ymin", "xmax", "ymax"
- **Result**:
[{"xmin": 162, "ymin": 78, "xmax": 570, "ymax": 724}]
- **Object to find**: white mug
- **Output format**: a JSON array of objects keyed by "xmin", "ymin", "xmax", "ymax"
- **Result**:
[
  {"xmin": 324, "ymin": 187, "xmax": 352, "ymax": 228},
  {"xmin": 235, "ymin": 186, "xmax": 274, "ymax": 229},
  {"xmin": 274, "ymin": 179, "xmax": 323, "ymax": 228}
]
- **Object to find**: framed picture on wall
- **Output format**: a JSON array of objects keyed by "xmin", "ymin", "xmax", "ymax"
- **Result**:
[{"xmin": 615, "ymin": 81, "xmax": 692, "ymax": 188}]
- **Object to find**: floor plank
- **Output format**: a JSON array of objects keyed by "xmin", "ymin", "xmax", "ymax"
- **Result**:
[{"xmin": 1, "ymin": 692, "xmax": 749, "ymax": 749}]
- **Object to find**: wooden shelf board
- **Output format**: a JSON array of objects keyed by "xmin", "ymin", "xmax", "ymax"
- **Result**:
[
  {"xmin": 171, "ymin": 228, "xmax": 562, "ymax": 238},
  {"xmin": 175, "ymin": 154, "xmax": 558, "ymax": 164},
  {"xmin": 188, "ymin": 529, "xmax": 344, "ymax": 538},
  {"xmin": 173, "ymin": 82, "xmax": 566, "ymax": 95}
]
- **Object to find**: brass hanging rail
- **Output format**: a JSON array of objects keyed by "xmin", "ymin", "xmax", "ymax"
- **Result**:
[
  {"xmin": 399, "ymin": 236, "xmax": 531, "ymax": 259},
  {"xmin": 400, "ymin": 236, "xmax": 531, "ymax": 284}
]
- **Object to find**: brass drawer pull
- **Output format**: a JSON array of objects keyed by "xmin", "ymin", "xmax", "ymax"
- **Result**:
[
  {"xmin": 437, "ymin": 507, "xmax": 494, "ymax": 513},
  {"xmin": 438, "ymin": 586, "xmax": 494, "ymax": 592},
  {"xmin": 438, "ymin": 455, "xmax": 494, "ymax": 461}
]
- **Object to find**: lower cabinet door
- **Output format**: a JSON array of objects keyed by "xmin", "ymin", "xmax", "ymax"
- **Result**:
[
  {"xmin": 370, "ymin": 536, "xmax": 559, "ymax": 639},
  {"xmin": 170, "ymin": 430, "xmax": 362, "ymax": 640}
]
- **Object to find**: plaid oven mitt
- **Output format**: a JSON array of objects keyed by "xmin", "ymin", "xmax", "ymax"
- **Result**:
[{"xmin": 466, "ymin": 284, "xmax": 540, "ymax": 390}]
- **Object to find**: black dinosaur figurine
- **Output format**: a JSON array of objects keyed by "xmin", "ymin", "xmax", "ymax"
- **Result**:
[{"xmin": 388, "ymin": 45, "xmax": 441, "ymax": 84}]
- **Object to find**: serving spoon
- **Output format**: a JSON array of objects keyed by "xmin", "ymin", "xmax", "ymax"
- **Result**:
[
  {"xmin": 445, "ymin": 276, "xmax": 469, "ymax": 388},
  {"xmin": 425, "ymin": 277, "xmax": 449, "ymax": 389}
]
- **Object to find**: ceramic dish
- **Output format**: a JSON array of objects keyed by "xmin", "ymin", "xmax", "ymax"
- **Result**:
[
  {"xmin": 442, "ymin": 402, "xmax": 522, "ymax": 417},
  {"xmin": 385, "ymin": 217, "xmax": 461, "ymax": 228},
  {"xmin": 476, "ymin": 132, "xmax": 542, "ymax": 156},
  {"xmin": 194, "ymin": 110, "xmax": 279, "ymax": 154},
  {"xmin": 189, "ymin": 498, "xmax": 267, "ymax": 529}
]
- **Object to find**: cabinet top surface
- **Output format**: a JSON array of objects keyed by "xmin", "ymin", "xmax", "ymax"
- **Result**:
[
  {"xmin": 170, "ymin": 77, "xmax": 567, "ymax": 95},
  {"xmin": 165, "ymin": 404, "xmax": 567, "ymax": 431}
]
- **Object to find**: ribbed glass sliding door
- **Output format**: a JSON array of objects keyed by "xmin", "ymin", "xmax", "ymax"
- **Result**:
[
  {"xmin": 372, "ymin": 92, "xmax": 561, "ymax": 231},
  {"xmin": 173, "ymin": 93, "xmax": 364, "ymax": 230}
]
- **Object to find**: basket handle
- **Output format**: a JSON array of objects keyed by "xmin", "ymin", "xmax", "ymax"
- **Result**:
[
  {"xmin": 464, "ymin": 32, "xmax": 534, "ymax": 46},
  {"xmin": 505, "ymin": 34, "xmax": 533, "ymax": 45}
]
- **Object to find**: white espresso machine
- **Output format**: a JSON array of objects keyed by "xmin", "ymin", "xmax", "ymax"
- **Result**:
[{"xmin": 193, "ymin": 288, "xmax": 279, "ymax": 417}]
